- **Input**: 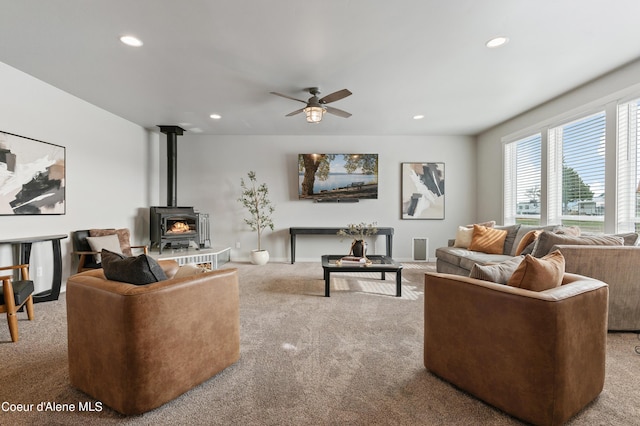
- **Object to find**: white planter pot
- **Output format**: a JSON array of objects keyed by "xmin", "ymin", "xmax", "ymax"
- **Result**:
[{"xmin": 250, "ymin": 249, "xmax": 270, "ymax": 265}]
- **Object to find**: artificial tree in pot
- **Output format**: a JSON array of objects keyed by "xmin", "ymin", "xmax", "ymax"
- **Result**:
[{"xmin": 238, "ymin": 171, "xmax": 275, "ymax": 265}]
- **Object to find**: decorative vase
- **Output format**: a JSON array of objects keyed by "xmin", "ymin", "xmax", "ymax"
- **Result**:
[
  {"xmin": 351, "ymin": 240, "xmax": 367, "ymax": 258},
  {"xmin": 250, "ymin": 249, "xmax": 269, "ymax": 265}
]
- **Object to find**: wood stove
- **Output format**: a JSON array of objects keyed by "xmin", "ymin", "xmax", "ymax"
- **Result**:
[{"xmin": 150, "ymin": 206, "xmax": 199, "ymax": 253}]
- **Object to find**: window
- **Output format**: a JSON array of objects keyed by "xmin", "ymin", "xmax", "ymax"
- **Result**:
[
  {"xmin": 617, "ymin": 98, "xmax": 640, "ymax": 232},
  {"xmin": 504, "ymin": 92, "xmax": 640, "ymax": 234},
  {"xmin": 548, "ymin": 112, "xmax": 606, "ymax": 232},
  {"xmin": 504, "ymin": 134, "xmax": 541, "ymax": 225}
]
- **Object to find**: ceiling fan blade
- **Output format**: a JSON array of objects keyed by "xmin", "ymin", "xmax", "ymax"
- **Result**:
[
  {"xmin": 285, "ymin": 108, "xmax": 305, "ymax": 117},
  {"xmin": 319, "ymin": 89, "xmax": 352, "ymax": 104},
  {"xmin": 270, "ymin": 92, "xmax": 307, "ymax": 104},
  {"xmin": 325, "ymin": 106, "xmax": 352, "ymax": 118}
]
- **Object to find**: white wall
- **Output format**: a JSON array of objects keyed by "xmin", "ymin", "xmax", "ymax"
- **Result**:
[
  {"xmin": 172, "ymin": 134, "xmax": 477, "ymax": 262},
  {"xmin": 0, "ymin": 59, "xmax": 478, "ymax": 293},
  {"xmin": 0, "ymin": 62, "xmax": 155, "ymax": 292},
  {"xmin": 476, "ymin": 58, "xmax": 640, "ymax": 223}
]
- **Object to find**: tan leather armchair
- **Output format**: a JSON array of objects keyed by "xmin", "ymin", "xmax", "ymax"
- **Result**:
[
  {"xmin": 66, "ymin": 261, "xmax": 240, "ymax": 415},
  {"xmin": 424, "ymin": 272, "xmax": 608, "ymax": 426}
]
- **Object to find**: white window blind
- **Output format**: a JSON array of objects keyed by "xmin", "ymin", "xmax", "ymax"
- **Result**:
[
  {"xmin": 549, "ymin": 111, "xmax": 606, "ymax": 232},
  {"xmin": 617, "ymin": 99, "xmax": 639, "ymax": 232},
  {"xmin": 504, "ymin": 134, "xmax": 541, "ymax": 225}
]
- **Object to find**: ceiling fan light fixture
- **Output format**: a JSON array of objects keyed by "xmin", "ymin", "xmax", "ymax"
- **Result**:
[{"xmin": 304, "ymin": 106, "xmax": 325, "ymax": 123}]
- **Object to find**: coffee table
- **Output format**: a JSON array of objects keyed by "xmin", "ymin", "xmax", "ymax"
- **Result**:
[{"xmin": 321, "ymin": 255, "xmax": 403, "ymax": 297}]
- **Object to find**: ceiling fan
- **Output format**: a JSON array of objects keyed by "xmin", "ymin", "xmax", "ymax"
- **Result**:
[{"xmin": 270, "ymin": 87, "xmax": 352, "ymax": 123}]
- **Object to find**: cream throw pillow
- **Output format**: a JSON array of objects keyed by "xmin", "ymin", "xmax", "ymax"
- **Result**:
[
  {"xmin": 453, "ymin": 226, "xmax": 474, "ymax": 248},
  {"xmin": 86, "ymin": 234, "xmax": 122, "ymax": 263}
]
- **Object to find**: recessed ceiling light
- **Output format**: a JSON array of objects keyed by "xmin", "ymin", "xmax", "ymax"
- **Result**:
[
  {"xmin": 120, "ymin": 35, "xmax": 143, "ymax": 47},
  {"xmin": 210, "ymin": 114, "xmax": 222, "ymax": 120},
  {"xmin": 413, "ymin": 115, "xmax": 424, "ymax": 120},
  {"xmin": 485, "ymin": 36, "xmax": 509, "ymax": 48}
]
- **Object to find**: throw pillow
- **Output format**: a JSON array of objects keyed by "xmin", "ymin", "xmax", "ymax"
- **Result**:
[
  {"xmin": 453, "ymin": 226, "xmax": 474, "ymax": 248},
  {"xmin": 494, "ymin": 224, "xmax": 521, "ymax": 255},
  {"xmin": 464, "ymin": 220, "xmax": 496, "ymax": 228},
  {"xmin": 101, "ymin": 249, "xmax": 167, "ymax": 285},
  {"xmin": 531, "ymin": 231, "xmax": 624, "ymax": 258},
  {"xmin": 613, "ymin": 232, "xmax": 640, "ymax": 246},
  {"xmin": 469, "ymin": 256, "xmax": 524, "ymax": 284},
  {"xmin": 514, "ymin": 230, "xmax": 542, "ymax": 256},
  {"xmin": 468, "ymin": 225, "xmax": 508, "ymax": 254},
  {"xmin": 554, "ymin": 226, "xmax": 581, "ymax": 236},
  {"xmin": 86, "ymin": 234, "xmax": 122, "ymax": 263},
  {"xmin": 507, "ymin": 250, "xmax": 565, "ymax": 291},
  {"xmin": 89, "ymin": 228, "xmax": 133, "ymax": 256}
]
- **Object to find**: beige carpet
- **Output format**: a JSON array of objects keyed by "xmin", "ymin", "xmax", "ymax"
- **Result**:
[{"xmin": 1, "ymin": 261, "xmax": 639, "ymax": 425}]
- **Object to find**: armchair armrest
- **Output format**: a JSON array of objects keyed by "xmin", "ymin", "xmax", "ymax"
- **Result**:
[{"xmin": 131, "ymin": 244, "xmax": 148, "ymax": 254}]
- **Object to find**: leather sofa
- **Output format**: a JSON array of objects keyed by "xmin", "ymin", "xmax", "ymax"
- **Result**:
[
  {"xmin": 424, "ymin": 271, "xmax": 608, "ymax": 426},
  {"xmin": 66, "ymin": 260, "xmax": 240, "ymax": 415}
]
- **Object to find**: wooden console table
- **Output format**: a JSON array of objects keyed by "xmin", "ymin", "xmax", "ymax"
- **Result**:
[
  {"xmin": 289, "ymin": 227, "xmax": 394, "ymax": 264},
  {"xmin": 0, "ymin": 234, "xmax": 67, "ymax": 303}
]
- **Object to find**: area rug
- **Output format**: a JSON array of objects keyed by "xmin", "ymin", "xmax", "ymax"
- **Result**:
[{"xmin": 0, "ymin": 261, "xmax": 638, "ymax": 425}]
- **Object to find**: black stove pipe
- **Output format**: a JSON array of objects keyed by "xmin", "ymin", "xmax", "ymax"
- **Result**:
[{"xmin": 158, "ymin": 125, "xmax": 185, "ymax": 207}]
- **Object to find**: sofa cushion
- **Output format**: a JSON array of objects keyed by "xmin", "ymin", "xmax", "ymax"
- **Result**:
[
  {"xmin": 468, "ymin": 225, "xmax": 508, "ymax": 254},
  {"xmin": 531, "ymin": 231, "xmax": 624, "ymax": 258},
  {"xmin": 435, "ymin": 246, "xmax": 513, "ymax": 270},
  {"xmin": 469, "ymin": 256, "xmax": 524, "ymax": 284},
  {"xmin": 507, "ymin": 250, "xmax": 565, "ymax": 291},
  {"xmin": 459, "ymin": 252, "xmax": 514, "ymax": 271},
  {"xmin": 101, "ymin": 249, "xmax": 167, "ymax": 285}
]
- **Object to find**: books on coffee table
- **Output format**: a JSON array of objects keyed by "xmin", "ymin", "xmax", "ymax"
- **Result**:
[{"xmin": 336, "ymin": 256, "xmax": 372, "ymax": 266}]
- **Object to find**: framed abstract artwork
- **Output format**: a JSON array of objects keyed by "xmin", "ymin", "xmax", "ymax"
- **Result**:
[
  {"xmin": 401, "ymin": 162, "xmax": 445, "ymax": 219},
  {"xmin": 0, "ymin": 131, "xmax": 66, "ymax": 215}
]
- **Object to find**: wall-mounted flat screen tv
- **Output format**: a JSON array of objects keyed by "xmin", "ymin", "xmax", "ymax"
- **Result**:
[{"xmin": 298, "ymin": 154, "xmax": 378, "ymax": 201}]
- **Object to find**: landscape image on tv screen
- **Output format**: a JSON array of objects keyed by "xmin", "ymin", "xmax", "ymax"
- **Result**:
[{"xmin": 298, "ymin": 154, "xmax": 378, "ymax": 201}]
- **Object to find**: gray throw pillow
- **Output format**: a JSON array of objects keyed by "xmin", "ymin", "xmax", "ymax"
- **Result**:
[
  {"xmin": 614, "ymin": 232, "xmax": 640, "ymax": 246},
  {"xmin": 494, "ymin": 224, "xmax": 521, "ymax": 255},
  {"xmin": 101, "ymin": 249, "xmax": 167, "ymax": 285},
  {"xmin": 531, "ymin": 231, "xmax": 624, "ymax": 258},
  {"xmin": 469, "ymin": 256, "xmax": 525, "ymax": 284}
]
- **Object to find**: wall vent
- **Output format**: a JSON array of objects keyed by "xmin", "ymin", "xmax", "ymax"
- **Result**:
[{"xmin": 412, "ymin": 237, "xmax": 428, "ymax": 261}]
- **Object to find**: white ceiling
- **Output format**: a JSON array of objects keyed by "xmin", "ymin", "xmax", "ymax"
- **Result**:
[{"xmin": 1, "ymin": 0, "xmax": 640, "ymax": 136}]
